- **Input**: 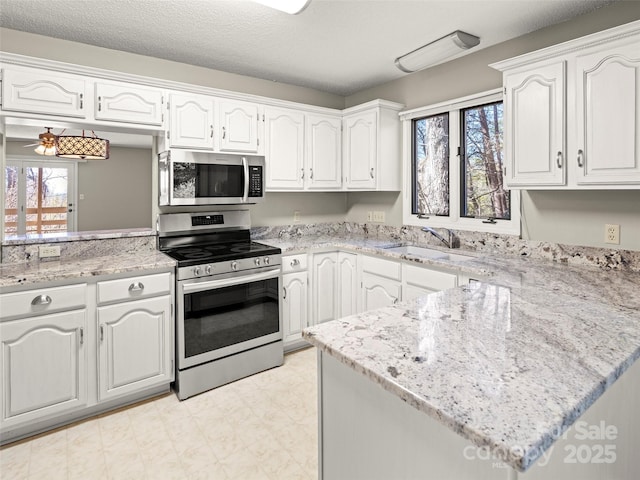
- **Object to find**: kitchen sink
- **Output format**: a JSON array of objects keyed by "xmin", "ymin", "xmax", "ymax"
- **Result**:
[{"xmin": 384, "ymin": 245, "xmax": 474, "ymax": 262}]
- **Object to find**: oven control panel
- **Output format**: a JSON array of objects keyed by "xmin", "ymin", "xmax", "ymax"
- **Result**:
[{"xmin": 177, "ymin": 254, "xmax": 282, "ymax": 281}]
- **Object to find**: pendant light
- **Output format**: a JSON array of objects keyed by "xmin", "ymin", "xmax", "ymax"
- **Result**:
[{"xmin": 55, "ymin": 130, "xmax": 110, "ymax": 160}]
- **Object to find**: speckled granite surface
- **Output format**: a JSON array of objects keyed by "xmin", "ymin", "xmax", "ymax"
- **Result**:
[
  {"xmin": 297, "ymin": 238, "xmax": 640, "ymax": 472},
  {"xmin": 0, "ymin": 251, "xmax": 175, "ymax": 289}
]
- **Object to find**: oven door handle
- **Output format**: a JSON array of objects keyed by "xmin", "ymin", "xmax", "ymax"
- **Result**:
[
  {"xmin": 242, "ymin": 156, "xmax": 249, "ymax": 203},
  {"xmin": 182, "ymin": 268, "xmax": 281, "ymax": 293}
]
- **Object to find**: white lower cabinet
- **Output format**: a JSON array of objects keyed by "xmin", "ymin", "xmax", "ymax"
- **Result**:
[
  {"xmin": 97, "ymin": 295, "xmax": 172, "ymax": 401},
  {"xmin": 0, "ymin": 309, "xmax": 87, "ymax": 428},
  {"xmin": 337, "ymin": 252, "xmax": 359, "ymax": 317},
  {"xmin": 402, "ymin": 264, "xmax": 457, "ymax": 301},
  {"xmin": 0, "ymin": 269, "xmax": 173, "ymax": 444},
  {"xmin": 281, "ymin": 253, "xmax": 309, "ymax": 350},
  {"xmin": 360, "ymin": 255, "xmax": 401, "ymax": 311},
  {"xmin": 312, "ymin": 252, "xmax": 339, "ymax": 324}
]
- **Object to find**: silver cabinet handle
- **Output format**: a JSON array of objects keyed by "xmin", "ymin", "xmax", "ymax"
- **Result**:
[
  {"xmin": 310, "ymin": 168, "xmax": 313, "ymax": 180},
  {"xmin": 98, "ymin": 96, "xmax": 102, "ymax": 111},
  {"xmin": 291, "ymin": 259, "xmax": 300, "ymax": 267},
  {"xmin": 79, "ymin": 93, "xmax": 83, "ymax": 109},
  {"xmin": 222, "ymin": 126, "xmax": 226, "ymax": 139},
  {"xmin": 128, "ymin": 282, "xmax": 144, "ymax": 292},
  {"xmin": 210, "ymin": 125, "xmax": 214, "ymax": 138},
  {"xmin": 283, "ymin": 286, "xmax": 287, "ymax": 300},
  {"xmin": 79, "ymin": 327, "xmax": 84, "ymax": 345},
  {"xmin": 556, "ymin": 151, "xmax": 562, "ymax": 169},
  {"xmin": 31, "ymin": 294, "xmax": 52, "ymax": 306},
  {"xmin": 577, "ymin": 149, "xmax": 584, "ymax": 168},
  {"xmin": 100, "ymin": 325, "xmax": 104, "ymax": 342},
  {"xmin": 393, "ymin": 297, "xmax": 398, "ymax": 305},
  {"xmin": 370, "ymin": 167, "xmax": 374, "ymax": 179},
  {"xmin": 301, "ymin": 168, "xmax": 304, "ymax": 180}
]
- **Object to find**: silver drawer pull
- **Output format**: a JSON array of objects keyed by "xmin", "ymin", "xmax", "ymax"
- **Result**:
[
  {"xmin": 31, "ymin": 295, "xmax": 52, "ymax": 306},
  {"xmin": 128, "ymin": 282, "xmax": 145, "ymax": 292},
  {"xmin": 291, "ymin": 259, "xmax": 300, "ymax": 267}
]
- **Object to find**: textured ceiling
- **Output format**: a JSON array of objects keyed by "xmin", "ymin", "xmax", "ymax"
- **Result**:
[{"xmin": 0, "ymin": 0, "xmax": 616, "ymax": 96}]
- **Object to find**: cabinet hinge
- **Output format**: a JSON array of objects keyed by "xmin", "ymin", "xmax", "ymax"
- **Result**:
[
  {"xmin": 167, "ymin": 101, "xmax": 170, "ymax": 110},
  {"xmin": 161, "ymin": 95, "xmax": 164, "ymax": 105},
  {"xmin": 167, "ymin": 131, "xmax": 170, "ymax": 140},
  {"xmin": 503, "ymin": 87, "xmax": 506, "ymax": 95}
]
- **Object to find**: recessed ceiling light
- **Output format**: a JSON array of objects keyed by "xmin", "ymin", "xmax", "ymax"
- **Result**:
[{"xmin": 253, "ymin": 0, "xmax": 311, "ymax": 15}]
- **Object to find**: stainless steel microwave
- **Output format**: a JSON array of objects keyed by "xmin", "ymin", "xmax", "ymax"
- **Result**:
[{"xmin": 158, "ymin": 150, "xmax": 265, "ymax": 206}]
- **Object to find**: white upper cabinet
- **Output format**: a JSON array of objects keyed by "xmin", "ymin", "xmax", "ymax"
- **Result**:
[
  {"xmin": 2, "ymin": 67, "xmax": 86, "ymax": 118},
  {"xmin": 575, "ymin": 42, "xmax": 640, "ymax": 185},
  {"xmin": 492, "ymin": 20, "xmax": 640, "ymax": 189},
  {"xmin": 264, "ymin": 106, "xmax": 305, "ymax": 190},
  {"xmin": 94, "ymin": 82, "xmax": 164, "ymax": 126},
  {"xmin": 342, "ymin": 100, "xmax": 403, "ymax": 191},
  {"xmin": 343, "ymin": 110, "xmax": 377, "ymax": 189},
  {"xmin": 168, "ymin": 92, "xmax": 215, "ymax": 150},
  {"xmin": 217, "ymin": 99, "xmax": 260, "ymax": 153},
  {"xmin": 503, "ymin": 61, "xmax": 566, "ymax": 187},
  {"xmin": 305, "ymin": 113, "xmax": 342, "ymax": 189}
]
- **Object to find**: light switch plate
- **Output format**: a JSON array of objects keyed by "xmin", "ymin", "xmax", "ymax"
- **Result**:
[{"xmin": 39, "ymin": 245, "xmax": 61, "ymax": 258}]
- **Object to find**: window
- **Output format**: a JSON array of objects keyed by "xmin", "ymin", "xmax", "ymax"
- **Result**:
[
  {"xmin": 402, "ymin": 89, "xmax": 519, "ymax": 235},
  {"xmin": 4, "ymin": 158, "xmax": 76, "ymax": 237}
]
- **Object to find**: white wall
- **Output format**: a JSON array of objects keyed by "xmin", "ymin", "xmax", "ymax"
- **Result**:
[{"xmin": 344, "ymin": 1, "xmax": 640, "ymax": 250}]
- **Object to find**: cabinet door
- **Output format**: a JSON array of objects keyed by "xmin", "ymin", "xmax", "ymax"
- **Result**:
[
  {"xmin": 575, "ymin": 43, "xmax": 640, "ymax": 184},
  {"xmin": 168, "ymin": 93, "xmax": 215, "ymax": 149},
  {"xmin": 503, "ymin": 61, "xmax": 566, "ymax": 187},
  {"xmin": 97, "ymin": 295, "xmax": 172, "ymax": 401},
  {"xmin": 2, "ymin": 68, "xmax": 86, "ymax": 118},
  {"xmin": 312, "ymin": 252, "xmax": 338, "ymax": 324},
  {"xmin": 361, "ymin": 273, "xmax": 400, "ymax": 311},
  {"xmin": 338, "ymin": 252, "xmax": 359, "ymax": 317},
  {"xmin": 0, "ymin": 310, "xmax": 87, "ymax": 428},
  {"xmin": 282, "ymin": 271, "xmax": 308, "ymax": 346},
  {"xmin": 218, "ymin": 100, "xmax": 259, "ymax": 153},
  {"xmin": 343, "ymin": 111, "xmax": 377, "ymax": 189},
  {"xmin": 402, "ymin": 264, "xmax": 457, "ymax": 302},
  {"xmin": 306, "ymin": 114, "xmax": 342, "ymax": 189},
  {"xmin": 95, "ymin": 82, "xmax": 164, "ymax": 126},
  {"xmin": 265, "ymin": 107, "xmax": 305, "ymax": 189}
]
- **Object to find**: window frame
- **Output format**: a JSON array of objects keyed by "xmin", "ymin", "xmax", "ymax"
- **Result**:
[{"xmin": 401, "ymin": 89, "xmax": 520, "ymax": 235}]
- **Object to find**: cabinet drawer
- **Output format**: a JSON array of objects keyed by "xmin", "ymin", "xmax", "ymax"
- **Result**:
[
  {"xmin": 403, "ymin": 264, "xmax": 457, "ymax": 291},
  {"xmin": 282, "ymin": 254, "xmax": 308, "ymax": 273},
  {"xmin": 97, "ymin": 272, "xmax": 171, "ymax": 304},
  {"xmin": 0, "ymin": 284, "xmax": 87, "ymax": 319},
  {"xmin": 361, "ymin": 255, "xmax": 401, "ymax": 281}
]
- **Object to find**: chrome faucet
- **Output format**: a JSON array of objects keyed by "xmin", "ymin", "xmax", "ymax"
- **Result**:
[{"xmin": 421, "ymin": 227, "xmax": 456, "ymax": 249}]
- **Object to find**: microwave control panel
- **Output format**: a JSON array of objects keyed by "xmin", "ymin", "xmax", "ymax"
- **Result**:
[{"xmin": 248, "ymin": 166, "xmax": 263, "ymax": 197}]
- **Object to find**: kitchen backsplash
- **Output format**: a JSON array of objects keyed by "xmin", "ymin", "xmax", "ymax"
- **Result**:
[
  {"xmin": 2, "ymin": 223, "xmax": 638, "ymax": 272},
  {"xmin": 252, "ymin": 222, "xmax": 640, "ymax": 272}
]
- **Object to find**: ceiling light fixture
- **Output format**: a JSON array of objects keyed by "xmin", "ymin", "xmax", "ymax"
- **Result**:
[
  {"xmin": 252, "ymin": 0, "xmax": 311, "ymax": 15},
  {"xmin": 395, "ymin": 30, "xmax": 480, "ymax": 73},
  {"xmin": 33, "ymin": 127, "xmax": 57, "ymax": 156},
  {"xmin": 55, "ymin": 130, "xmax": 110, "ymax": 160}
]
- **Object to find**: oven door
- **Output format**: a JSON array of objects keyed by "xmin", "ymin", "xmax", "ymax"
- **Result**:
[{"xmin": 176, "ymin": 267, "xmax": 281, "ymax": 369}]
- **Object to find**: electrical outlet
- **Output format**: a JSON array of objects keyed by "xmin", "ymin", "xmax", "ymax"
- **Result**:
[
  {"xmin": 293, "ymin": 210, "xmax": 300, "ymax": 222},
  {"xmin": 373, "ymin": 211, "xmax": 385, "ymax": 223},
  {"xmin": 605, "ymin": 224, "xmax": 620, "ymax": 245},
  {"xmin": 367, "ymin": 211, "xmax": 373, "ymax": 222},
  {"xmin": 39, "ymin": 245, "xmax": 61, "ymax": 258}
]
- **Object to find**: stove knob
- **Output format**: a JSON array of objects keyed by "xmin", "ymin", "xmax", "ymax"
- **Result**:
[
  {"xmin": 231, "ymin": 261, "xmax": 238, "ymax": 271},
  {"xmin": 254, "ymin": 258, "xmax": 261, "ymax": 266},
  {"xmin": 205, "ymin": 265, "xmax": 212, "ymax": 275},
  {"xmin": 194, "ymin": 266, "xmax": 202, "ymax": 277},
  {"xmin": 263, "ymin": 257, "xmax": 270, "ymax": 265}
]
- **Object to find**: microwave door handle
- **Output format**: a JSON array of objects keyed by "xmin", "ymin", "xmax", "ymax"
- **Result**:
[
  {"xmin": 182, "ymin": 268, "xmax": 281, "ymax": 294},
  {"xmin": 242, "ymin": 156, "xmax": 249, "ymax": 203}
]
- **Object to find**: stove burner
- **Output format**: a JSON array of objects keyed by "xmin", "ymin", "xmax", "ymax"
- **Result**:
[{"xmin": 162, "ymin": 240, "xmax": 281, "ymax": 267}]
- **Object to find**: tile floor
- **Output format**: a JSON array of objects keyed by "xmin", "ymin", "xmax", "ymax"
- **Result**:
[{"xmin": 0, "ymin": 347, "xmax": 318, "ymax": 480}]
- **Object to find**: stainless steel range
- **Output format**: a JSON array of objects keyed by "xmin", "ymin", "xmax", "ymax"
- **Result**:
[{"xmin": 157, "ymin": 210, "xmax": 283, "ymax": 400}]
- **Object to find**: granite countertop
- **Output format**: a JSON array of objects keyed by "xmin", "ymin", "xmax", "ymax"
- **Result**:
[
  {"xmin": 268, "ymin": 236, "xmax": 640, "ymax": 472},
  {"xmin": 0, "ymin": 251, "xmax": 175, "ymax": 289}
]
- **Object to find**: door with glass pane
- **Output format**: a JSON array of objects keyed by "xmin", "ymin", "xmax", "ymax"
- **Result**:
[{"xmin": 4, "ymin": 160, "xmax": 76, "ymax": 236}]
